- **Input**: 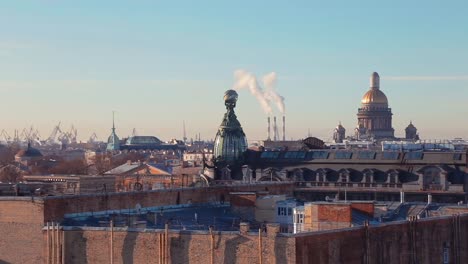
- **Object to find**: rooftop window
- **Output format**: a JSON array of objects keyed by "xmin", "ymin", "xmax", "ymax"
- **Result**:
[
  {"xmin": 453, "ymin": 153, "xmax": 462, "ymax": 160},
  {"xmin": 283, "ymin": 151, "xmax": 306, "ymax": 159},
  {"xmin": 405, "ymin": 152, "xmax": 424, "ymax": 160},
  {"xmin": 382, "ymin": 151, "xmax": 400, "ymax": 160},
  {"xmin": 260, "ymin": 151, "xmax": 280, "ymax": 159},
  {"xmin": 307, "ymin": 151, "xmax": 329, "ymax": 159},
  {"xmin": 335, "ymin": 151, "xmax": 353, "ymax": 159},
  {"xmin": 358, "ymin": 151, "xmax": 376, "ymax": 160}
]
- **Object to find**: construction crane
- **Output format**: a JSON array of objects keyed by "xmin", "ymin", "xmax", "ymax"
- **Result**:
[
  {"xmin": 45, "ymin": 122, "xmax": 63, "ymax": 146},
  {"xmin": 13, "ymin": 129, "xmax": 20, "ymax": 143},
  {"xmin": 0, "ymin": 130, "xmax": 11, "ymax": 144},
  {"xmin": 68, "ymin": 125, "xmax": 78, "ymax": 144},
  {"xmin": 87, "ymin": 132, "xmax": 99, "ymax": 144}
]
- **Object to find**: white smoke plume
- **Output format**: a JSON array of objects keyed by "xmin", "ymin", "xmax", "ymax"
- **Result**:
[
  {"xmin": 262, "ymin": 72, "xmax": 285, "ymax": 113},
  {"xmin": 232, "ymin": 69, "xmax": 285, "ymax": 114}
]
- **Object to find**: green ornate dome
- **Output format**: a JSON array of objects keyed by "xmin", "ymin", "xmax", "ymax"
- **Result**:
[{"xmin": 213, "ymin": 90, "xmax": 247, "ymax": 165}]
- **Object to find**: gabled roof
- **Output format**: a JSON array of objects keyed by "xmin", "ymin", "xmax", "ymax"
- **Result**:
[{"xmin": 104, "ymin": 162, "xmax": 171, "ymax": 175}]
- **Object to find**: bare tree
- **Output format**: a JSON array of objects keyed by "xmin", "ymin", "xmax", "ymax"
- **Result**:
[
  {"xmin": 0, "ymin": 165, "xmax": 22, "ymax": 183},
  {"xmin": 49, "ymin": 159, "xmax": 88, "ymax": 175},
  {"xmin": 91, "ymin": 153, "xmax": 114, "ymax": 175},
  {"xmin": 0, "ymin": 145, "xmax": 19, "ymax": 166}
]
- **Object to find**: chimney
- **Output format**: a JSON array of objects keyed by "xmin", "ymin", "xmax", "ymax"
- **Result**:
[
  {"xmin": 273, "ymin": 116, "xmax": 277, "ymax": 141},
  {"xmin": 267, "ymin": 117, "xmax": 271, "ymax": 141},
  {"xmin": 239, "ymin": 222, "xmax": 250, "ymax": 234},
  {"xmin": 282, "ymin": 115, "xmax": 286, "ymax": 141}
]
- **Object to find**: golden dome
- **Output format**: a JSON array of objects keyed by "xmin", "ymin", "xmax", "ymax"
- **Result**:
[{"xmin": 361, "ymin": 88, "xmax": 388, "ymax": 105}]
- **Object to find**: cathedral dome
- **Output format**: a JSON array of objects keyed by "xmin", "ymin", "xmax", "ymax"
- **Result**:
[
  {"xmin": 405, "ymin": 121, "xmax": 417, "ymax": 132},
  {"xmin": 361, "ymin": 72, "xmax": 388, "ymax": 106},
  {"xmin": 361, "ymin": 89, "xmax": 388, "ymax": 105},
  {"xmin": 15, "ymin": 143, "xmax": 42, "ymax": 158}
]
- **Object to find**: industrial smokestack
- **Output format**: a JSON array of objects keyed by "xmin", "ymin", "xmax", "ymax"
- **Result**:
[
  {"xmin": 267, "ymin": 117, "xmax": 271, "ymax": 140},
  {"xmin": 273, "ymin": 116, "xmax": 277, "ymax": 141},
  {"xmin": 282, "ymin": 115, "xmax": 285, "ymax": 141}
]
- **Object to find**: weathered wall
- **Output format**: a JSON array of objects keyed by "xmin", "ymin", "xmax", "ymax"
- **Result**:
[
  {"xmin": 0, "ymin": 198, "xmax": 45, "ymax": 264},
  {"xmin": 296, "ymin": 214, "xmax": 468, "ymax": 264},
  {"xmin": 61, "ymin": 228, "xmax": 296, "ymax": 264},
  {"xmin": 0, "ymin": 183, "xmax": 292, "ymax": 264},
  {"xmin": 350, "ymin": 202, "xmax": 374, "ymax": 216},
  {"xmin": 55, "ymin": 214, "xmax": 468, "ymax": 264},
  {"xmin": 43, "ymin": 183, "xmax": 294, "ymax": 221}
]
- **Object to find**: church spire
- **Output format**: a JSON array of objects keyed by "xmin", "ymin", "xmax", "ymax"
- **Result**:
[
  {"xmin": 112, "ymin": 111, "xmax": 116, "ymax": 132},
  {"xmin": 107, "ymin": 111, "xmax": 120, "ymax": 151}
]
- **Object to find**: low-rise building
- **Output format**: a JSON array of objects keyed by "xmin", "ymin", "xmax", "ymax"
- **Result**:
[{"xmin": 22, "ymin": 174, "xmax": 116, "ymax": 195}]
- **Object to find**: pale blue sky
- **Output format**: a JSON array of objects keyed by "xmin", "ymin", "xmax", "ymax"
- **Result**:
[{"xmin": 0, "ymin": 1, "xmax": 467, "ymax": 142}]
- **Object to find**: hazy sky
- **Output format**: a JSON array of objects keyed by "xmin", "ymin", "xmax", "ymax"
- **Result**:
[{"xmin": 1, "ymin": 1, "xmax": 467, "ymax": 142}]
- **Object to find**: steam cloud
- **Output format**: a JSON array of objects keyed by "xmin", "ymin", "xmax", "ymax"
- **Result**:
[{"xmin": 232, "ymin": 69, "xmax": 285, "ymax": 114}]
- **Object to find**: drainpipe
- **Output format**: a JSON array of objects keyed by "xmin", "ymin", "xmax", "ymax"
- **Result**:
[
  {"xmin": 258, "ymin": 228, "xmax": 263, "ymax": 264},
  {"xmin": 110, "ymin": 220, "xmax": 114, "ymax": 264}
]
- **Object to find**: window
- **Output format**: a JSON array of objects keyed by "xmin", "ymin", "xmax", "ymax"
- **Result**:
[
  {"xmin": 307, "ymin": 151, "xmax": 329, "ymax": 159},
  {"xmin": 294, "ymin": 213, "xmax": 304, "ymax": 223},
  {"xmin": 406, "ymin": 152, "xmax": 424, "ymax": 160},
  {"xmin": 261, "ymin": 151, "xmax": 280, "ymax": 159},
  {"xmin": 284, "ymin": 152, "xmax": 296, "ymax": 159},
  {"xmin": 278, "ymin": 207, "xmax": 288, "ymax": 216},
  {"xmin": 382, "ymin": 152, "xmax": 400, "ymax": 160},
  {"xmin": 358, "ymin": 151, "xmax": 376, "ymax": 160},
  {"xmin": 288, "ymin": 208, "xmax": 292, "ymax": 216},
  {"xmin": 453, "ymin": 153, "xmax": 462, "ymax": 160},
  {"xmin": 335, "ymin": 152, "xmax": 353, "ymax": 159},
  {"xmin": 284, "ymin": 151, "xmax": 306, "ymax": 159}
]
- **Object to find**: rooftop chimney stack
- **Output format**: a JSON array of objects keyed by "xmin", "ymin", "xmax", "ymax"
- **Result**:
[
  {"xmin": 267, "ymin": 117, "xmax": 271, "ymax": 141},
  {"xmin": 282, "ymin": 115, "xmax": 286, "ymax": 141},
  {"xmin": 273, "ymin": 116, "xmax": 277, "ymax": 141}
]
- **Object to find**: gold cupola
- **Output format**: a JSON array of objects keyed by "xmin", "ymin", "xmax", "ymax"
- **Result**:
[{"xmin": 361, "ymin": 72, "xmax": 388, "ymax": 106}]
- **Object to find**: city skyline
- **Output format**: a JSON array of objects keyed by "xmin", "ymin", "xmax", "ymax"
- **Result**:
[{"xmin": 1, "ymin": 1, "xmax": 467, "ymax": 141}]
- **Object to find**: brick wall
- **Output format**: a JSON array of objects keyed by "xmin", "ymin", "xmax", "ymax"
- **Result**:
[
  {"xmin": 0, "ymin": 198, "xmax": 45, "ymax": 264},
  {"xmin": 0, "ymin": 183, "xmax": 293, "ymax": 263},
  {"xmin": 230, "ymin": 192, "xmax": 257, "ymax": 207},
  {"xmin": 350, "ymin": 202, "xmax": 375, "ymax": 217},
  {"xmin": 59, "ymin": 228, "xmax": 296, "ymax": 264},
  {"xmin": 296, "ymin": 214, "xmax": 468, "ymax": 264}
]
